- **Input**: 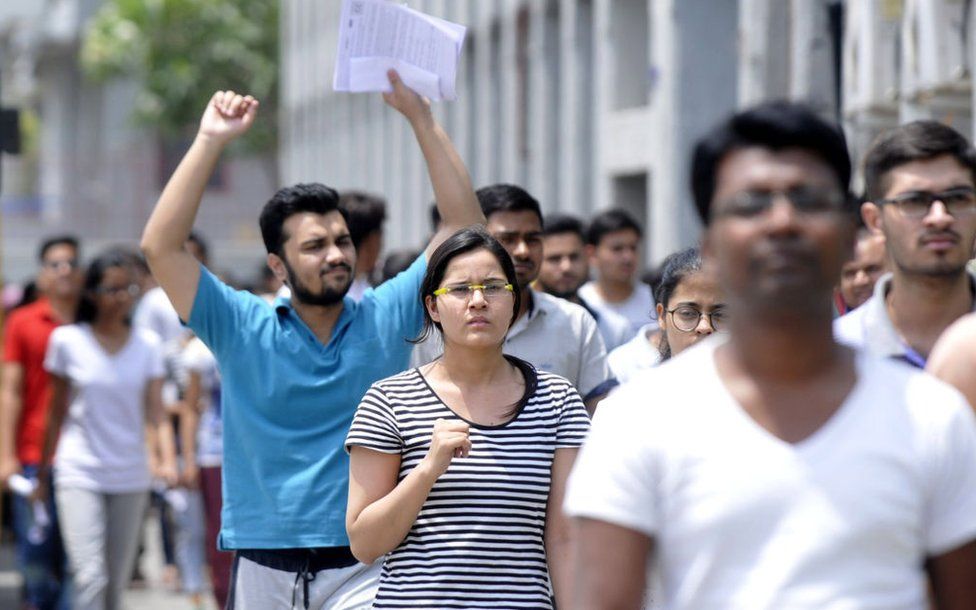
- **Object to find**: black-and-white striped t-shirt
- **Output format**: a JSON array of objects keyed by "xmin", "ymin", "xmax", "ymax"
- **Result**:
[{"xmin": 345, "ymin": 360, "xmax": 590, "ymax": 609}]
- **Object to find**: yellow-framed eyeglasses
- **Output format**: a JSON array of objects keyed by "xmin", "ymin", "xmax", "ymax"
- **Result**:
[{"xmin": 432, "ymin": 282, "xmax": 515, "ymax": 299}]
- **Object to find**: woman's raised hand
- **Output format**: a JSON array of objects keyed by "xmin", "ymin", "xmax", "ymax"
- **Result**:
[
  {"xmin": 198, "ymin": 90, "xmax": 259, "ymax": 145},
  {"xmin": 422, "ymin": 418, "xmax": 471, "ymax": 478}
]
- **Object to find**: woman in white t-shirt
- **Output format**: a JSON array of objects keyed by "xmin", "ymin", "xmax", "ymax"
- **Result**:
[
  {"xmin": 40, "ymin": 250, "xmax": 177, "ymax": 610},
  {"xmin": 345, "ymin": 227, "xmax": 590, "ymax": 609},
  {"xmin": 609, "ymin": 247, "xmax": 727, "ymax": 382}
]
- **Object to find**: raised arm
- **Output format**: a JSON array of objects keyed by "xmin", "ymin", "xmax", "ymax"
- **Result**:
[
  {"xmin": 140, "ymin": 92, "xmax": 259, "ymax": 320},
  {"xmin": 382, "ymin": 70, "xmax": 483, "ymax": 257}
]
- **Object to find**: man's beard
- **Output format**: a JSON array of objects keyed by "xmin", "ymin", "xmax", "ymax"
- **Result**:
[
  {"xmin": 283, "ymin": 258, "xmax": 352, "ymax": 307},
  {"xmin": 537, "ymin": 278, "xmax": 578, "ymax": 300}
]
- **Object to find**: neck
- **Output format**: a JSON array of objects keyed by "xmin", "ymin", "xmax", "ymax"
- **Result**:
[
  {"xmin": 90, "ymin": 315, "xmax": 128, "ymax": 336},
  {"xmin": 725, "ymin": 306, "xmax": 841, "ymax": 381},
  {"xmin": 516, "ymin": 287, "xmax": 533, "ymax": 320},
  {"xmin": 597, "ymin": 279, "xmax": 633, "ymax": 303},
  {"xmin": 887, "ymin": 269, "xmax": 973, "ymax": 347},
  {"xmin": 291, "ymin": 299, "xmax": 345, "ymax": 345},
  {"xmin": 438, "ymin": 342, "xmax": 512, "ymax": 386},
  {"xmin": 47, "ymin": 294, "xmax": 78, "ymax": 324}
]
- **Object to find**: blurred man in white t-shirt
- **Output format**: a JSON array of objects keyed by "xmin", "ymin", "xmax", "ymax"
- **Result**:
[{"xmin": 565, "ymin": 102, "xmax": 976, "ymax": 610}]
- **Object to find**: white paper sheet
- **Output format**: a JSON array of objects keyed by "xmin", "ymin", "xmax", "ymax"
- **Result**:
[{"xmin": 333, "ymin": 0, "xmax": 466, "ymax": 101}]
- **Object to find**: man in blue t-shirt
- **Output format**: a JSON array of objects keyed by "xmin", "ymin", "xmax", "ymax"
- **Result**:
[{"xmin": 140, "ymin": 71, "xmax": 483, "ymax": 608}]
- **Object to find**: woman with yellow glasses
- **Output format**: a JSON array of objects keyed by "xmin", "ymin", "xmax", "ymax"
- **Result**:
[{"xmin": 345, "ymin": 226, "xmax": 589, "ymax": 609}]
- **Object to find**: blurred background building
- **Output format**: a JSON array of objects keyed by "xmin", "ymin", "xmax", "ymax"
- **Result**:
[{"xmin": 1, "ymin": 0, "xmax": 974, "ymax": 281}]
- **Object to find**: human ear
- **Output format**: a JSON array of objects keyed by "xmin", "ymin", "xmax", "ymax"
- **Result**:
[
  {"xmin": 861, "ymin": 201, "xmax": 884, "ymax": 236},
  {"xmin": 425, "ymin": 294, "xmax": 441, "ymax": 323},
  {"xmin": 267, "ymin": 253, "xmax": 288, "ymax": 285}
]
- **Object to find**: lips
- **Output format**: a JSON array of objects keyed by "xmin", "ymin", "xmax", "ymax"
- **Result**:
[
  {"xmin": 920, "ymin": 232, "xmax": 959, "ymax": 250},
  {"xmin": 467, "ymin": 316, "xmax": 490, "ymax": 327}
]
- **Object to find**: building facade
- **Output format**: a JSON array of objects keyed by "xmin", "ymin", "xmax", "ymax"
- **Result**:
[
  {"xmin": 0, "ymin": 0, "xmax": 274, "ymax": 285},
  {"xmin": 281, "ymin": 0, "xmax": 975, "ymax": 264}
]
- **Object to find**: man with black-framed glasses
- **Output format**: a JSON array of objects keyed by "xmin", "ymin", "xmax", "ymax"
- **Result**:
[{"xmin": 834, "ymin": 120, "xmax": 976, "ymax": 368}]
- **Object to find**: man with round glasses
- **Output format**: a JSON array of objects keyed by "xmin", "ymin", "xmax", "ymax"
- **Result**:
[{"xmin": 834, "ymin": 121, "xmax": 976, "ymax": 367}]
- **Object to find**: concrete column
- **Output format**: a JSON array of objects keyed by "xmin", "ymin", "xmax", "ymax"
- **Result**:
[
  {"xmin": 498, "ymin": 0, "xmax": 521, "ymax": 184},
  {"xmin": 592, "ymin": 0, "xmax": 611, "ymax": 211},
  {"xmin": 557, "ymin": 0, "xmax": 580, "ymax": 215}
]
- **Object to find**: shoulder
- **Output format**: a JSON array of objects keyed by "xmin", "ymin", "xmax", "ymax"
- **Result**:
[
  {"xmin": 536, "ymin": 291, "xmax": 596, "ymax": 327},
  {"xmin": 833, "ymin": 299, "xmax": 870, "ymax": 344},
  {"xmin": 50, "ymin": 323, "xmax": 84, "ymax": 343},
  {"xmin": 132, "ymin": 326, "xmax": 163, "ymax": 347},
  {"xmin": 534, "ymin": 369, "xmax": 577, "ymax": 395},
  {"xmin": 929, "ymin": 313, "xmax": 976, "ymax": 372},
  {"xmin": 858, "ymin": 354, "xmax": 970, "ymax": 427},
  {"xmin": 369, "ymin": 368, "xmax": 427, "ymax": 398}
]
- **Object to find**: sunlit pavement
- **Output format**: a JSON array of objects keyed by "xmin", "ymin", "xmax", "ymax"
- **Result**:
[{"xmin": 1, "ymin": 506, "xmax": 219, "ymax": 610}]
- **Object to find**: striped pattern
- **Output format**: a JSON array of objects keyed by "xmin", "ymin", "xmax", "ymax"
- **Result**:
[{"xmin": 346, "ymin": 363, "xmax": 590, "ymax": 609}]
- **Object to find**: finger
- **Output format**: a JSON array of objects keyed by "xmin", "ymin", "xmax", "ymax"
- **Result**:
[
  {"xmin": 461, "ymin": 439, "xmax": 472, "ymax": 458},
  {"xmin": 387, "ymin": 69, "xmax": 399, "ymax": 86},
  {"xmin": 211, "ymin": 91, "xmax": 225, "ymax": 109},
  {"xmin": 222, "ymin": 90, "xmax": 237, "ymax": 113},
  {"xmin": 228, "ymin": 94, "xmax": 245, "ymax": 116},
  {"xmin": 241, "ymin": 100, "xmax": 259, "ymax": 127},
  {"xmin": 440, "ymin": 421, "xmax": 470, "ymax": 432}
]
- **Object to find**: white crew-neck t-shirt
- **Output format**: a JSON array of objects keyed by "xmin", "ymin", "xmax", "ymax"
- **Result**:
[
  {"xmin": 44, "ymin": 324, "xmax": 165, "ymax": 493},
  {"xmin": 579, "ymin": 280, "xmax": 657, "ymax": 336},
  {"xmin": 565, "ymin": 337, "xmax": 976, "ymax": 610}
]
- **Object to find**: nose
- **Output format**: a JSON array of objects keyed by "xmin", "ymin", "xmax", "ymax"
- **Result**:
[
  {"xmin": 468, "ymin": 287, "xmax": 488, "ymax": 308},
  {"xmin": 766, "ymin": 196, "xmax": 801, "ymax": 231},
  {"xmin": 325, "ymin": 241, "xmax": 348, "ymax": 264},
  {"xmin": 696, "ymin": 314, "xmax": 716, "ymax": 335},
  {"xmin": 512, "ymin": 239, "xmax": 530, "ymax": 259},
  {"xmin": 923, "ymin": 200, "xmax": 954, "ymax": 227}
]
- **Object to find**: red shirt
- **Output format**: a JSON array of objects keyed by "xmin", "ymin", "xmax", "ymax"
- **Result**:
[{"xmin": 2, "ymin": 298, "xmax": 64, "ymax": 464}]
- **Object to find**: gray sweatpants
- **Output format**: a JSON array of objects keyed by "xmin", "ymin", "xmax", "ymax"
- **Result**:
[
  {"xmin": 55, "ymin": 486, "xmax": 148, "ymax": 610},
  {"xmin": 229, "ymin": 555, "xmax": 380, "ymax": 609}
]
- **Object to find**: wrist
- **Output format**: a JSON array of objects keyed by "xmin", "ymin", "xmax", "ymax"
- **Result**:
[{"xmin": 194, "ymin": 132, "xmax": 231, "ymax": 151}]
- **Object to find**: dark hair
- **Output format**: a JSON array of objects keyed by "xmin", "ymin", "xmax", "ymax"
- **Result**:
[
  {"xmin": 476, "ymin": 184, "xmax": 544, "ymax": 226},
  {"xmin": 863, "ymin": 120, "xmax": 976, "ymax": 201},
  {"xmin": 654, "ymin": 247, "xmax": 703, "ymax": 361},
  {"xmin": 382, "ymin": 249, "xmax": 422, "ymax": 283},
  {"xmin": 186, "ymin": 231, "xmax": 210, "ymax": 263},
  {"xmin": 415, "ymin": 226, "xmax": 522, "ymax": 344},
  {"xmin": 38, "ymin": 235, "xmax": 79, "ymax": 262},
  {"xmin": 586, "ymin": 209, "xmax": 642, "ymax": 246},
  {"xmin": 691, "ymin": 101, "xmax": 852, "ymax": 225},
  {"xmin": 429, "ymin": 202, "xmax": 441, "ymax": 233},
  {"xmin": 542, "ymin": 214, "xmax": 585, "ymax": 239},
  {"xmin": 339, "ymin": 191, "xmax": 387, "ymax": 248},
  {"xmin": 75, "ymin": 250, "xmax": 135, "ymax": 324},
  {"xmin": 259, "ymin": 183, "xmax": 348, "ymax": 256}
]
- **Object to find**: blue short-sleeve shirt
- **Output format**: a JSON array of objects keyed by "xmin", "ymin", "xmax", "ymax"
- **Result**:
[{"xmin": 188, "ymin": 255, "xmax": 426, "ymax": 549}]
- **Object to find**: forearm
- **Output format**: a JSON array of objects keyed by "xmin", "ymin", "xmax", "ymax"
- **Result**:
[
  {"xmin": 410, "ymin": 116, "xmax": 483, "ymax": 230},
  {"xmin": 179, "ymin": 407, "xmax": 199, "ymax": 468},
  {"xmin": 0, "ymin": 389, "xmax": 22, "ymax": 463},
  {"xmin": 546, "ymin": 535, "xmax": 573, "ymax": 608},
  {"xmin": 349, "ymin": 460, "xmax": 440, "ymax": 563},
  {"xmin": 39, "ymin": 398, "xmax": 67, "ymax": 470},
  {"xmin": 141, "ymin": 135, "xmax": 225, "ymax": 258}
]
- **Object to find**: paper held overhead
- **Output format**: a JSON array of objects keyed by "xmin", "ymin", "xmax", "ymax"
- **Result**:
[{"xmin": 333, "ymin": 0, "xmax": 466, "ymax": 101}]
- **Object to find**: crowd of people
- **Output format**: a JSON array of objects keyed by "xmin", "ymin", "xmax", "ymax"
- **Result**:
[{"xmin": 2, "ymin": 68, "xmax": 976, "ymax": 610}]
